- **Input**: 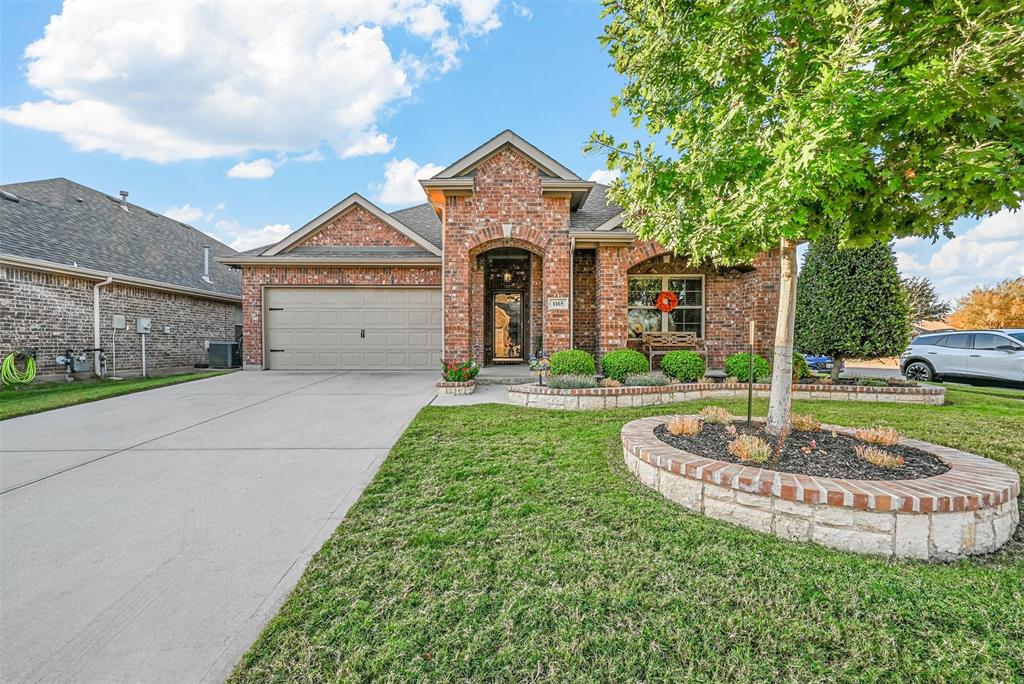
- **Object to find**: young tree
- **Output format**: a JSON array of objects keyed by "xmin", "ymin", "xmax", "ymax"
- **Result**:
[
  {"xmin": 901, "ymin": 276, "xmax": 952, "ymax": 323},
  {"xmin": 948, "ymin": 278, "xmax": 1024, "ymax": 329},
  {"xmin": 589, "ymin": 0, "xmax": 1023, "ymax": 433},
  {"xmin": 796, "ymin": 234, "xmax": 911, "ymax": 381}
]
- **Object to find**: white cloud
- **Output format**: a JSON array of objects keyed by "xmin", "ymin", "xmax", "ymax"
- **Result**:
[
  {"xmin": 511, "ymin": 2, "xmax": 533, "ymax": 19},
  {"xmin": 457, "ymin": 0, "xmax": 502, "ymax": 34},
  {"xmin": 227, "ymin": 158, "xmax": 275, "ymax": 179},
  {"xmin": 432, "ymin": 35, "xmax": 462, "ymax": 72},
  {"xmin": 0, "ymin": 1, "xmax": 503, "ymax": 163},
  {"xmin": 372, "ymin": 158, "xmax": 445, "ymax": 205},
  {"xmin": 291, "ymin": 150, "xmax": 324, "ymax": 163},
  {"xmin": 588, "ymin": 168, "xmax": 621, "ymax": 184},
  {"xmin": 164, "ymin": 203, "xmax": 206, "ymax": 223},
  {"xmin": 339, "ymin": 129, "xmax": 396, "ymax": 159},
  {"xmin": 895, "ymin": 208, "xmax": 1024, "ymax": 301},
  {"xmin": 213, "ymin": 220, "xmax": 294, "ymax": 252}
]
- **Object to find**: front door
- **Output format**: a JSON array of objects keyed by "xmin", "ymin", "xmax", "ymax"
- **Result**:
[{"xmin": 492, "ymin": 291, "xmax": 524, "ymax": 362}]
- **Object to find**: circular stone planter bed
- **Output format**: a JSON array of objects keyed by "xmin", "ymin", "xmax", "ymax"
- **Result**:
[
  {"xmin": 622, "ymin": 416, "xmax": 1019, "ymax": 560},
  {"xmin": 508, "ymin": 382, "xmax": 944, "ymax": 410}
]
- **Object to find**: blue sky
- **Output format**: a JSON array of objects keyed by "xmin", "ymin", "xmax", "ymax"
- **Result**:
[{"xmin": 2, "ymin": 1, "xmax": 1020, "ymax": 303}]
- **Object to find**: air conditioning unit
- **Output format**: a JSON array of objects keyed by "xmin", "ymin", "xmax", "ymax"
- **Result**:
[{"xmin": 207, "ymin": 341, "xmax": 240, "ymax": 368}]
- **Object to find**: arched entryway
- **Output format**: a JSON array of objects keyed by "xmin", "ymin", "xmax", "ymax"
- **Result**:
[{"xmin": 476, "ymin": 246, "xmax": 537, "ymax": 364}]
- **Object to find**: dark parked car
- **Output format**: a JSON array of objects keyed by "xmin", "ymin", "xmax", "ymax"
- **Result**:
[{"xmin": 900, "ymin": 329, "xmax": 1024, "ymax": 384}]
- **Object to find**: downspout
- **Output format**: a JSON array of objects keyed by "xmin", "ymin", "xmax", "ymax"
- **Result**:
[
  {"xmin": 93, "ymin": 276, "xmax": 113, "ymax": 376},
  {"xmin": 569, "ymin": 237, "xmax": 575, "ymax": 349}
]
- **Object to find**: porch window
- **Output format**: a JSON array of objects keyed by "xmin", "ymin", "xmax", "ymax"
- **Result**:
[{"xmin": 627, "ymin": 275, "xmax": 704, "ymax": 339}]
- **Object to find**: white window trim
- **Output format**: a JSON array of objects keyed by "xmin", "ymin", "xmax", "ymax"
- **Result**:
[{"xmin": 627, "ymin": 274, "xmax": 705, "ymax": 338}]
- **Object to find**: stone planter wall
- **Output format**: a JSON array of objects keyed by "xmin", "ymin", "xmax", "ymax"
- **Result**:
[
  {"xmin": 622, "ymin": 416, "xmax": 1020, "ymax": 560},
  {"xmin": 436, "ymin": 380, "xmax": 476, "ymax": 395},
  {"xmin": 508, "ymin": 382, "xmax": 944, "ymax": 410}
]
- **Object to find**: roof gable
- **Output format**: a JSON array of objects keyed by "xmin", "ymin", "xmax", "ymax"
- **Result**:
[
  {"xmin": 433, "ymin": 130, "xmax": 581, "ymax": 181},
  {"xmin": 263, "ymin": 194, "xmax": 442, "ymax": 257}
]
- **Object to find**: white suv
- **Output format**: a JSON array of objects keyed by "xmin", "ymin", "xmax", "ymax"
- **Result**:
[{"xmin": 900, "ymin": 329, "xmax": 1024, "ymax": 384}]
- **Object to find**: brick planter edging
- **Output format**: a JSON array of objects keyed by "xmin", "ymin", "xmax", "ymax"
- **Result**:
[
  {"xmin": 508, "ymin": 382, "xmax": 944, "ymax": 410},
  {"xmin": 621, "ymin": 416, "xmax": 1019, "ymax": 560},
  {"xmin": 436, "ymin": 380, "xmax": 476, "ymax": 395}
]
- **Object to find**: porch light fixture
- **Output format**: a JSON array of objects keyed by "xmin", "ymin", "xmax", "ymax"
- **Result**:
[{"xmin": 503, "ymin": 271, "xmax": 513, "ymax": 283}]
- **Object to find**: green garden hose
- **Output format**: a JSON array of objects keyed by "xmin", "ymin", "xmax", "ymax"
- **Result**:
[{"xmin": 2, "ymin": 350, "xmax": 37, "ymax": 386}]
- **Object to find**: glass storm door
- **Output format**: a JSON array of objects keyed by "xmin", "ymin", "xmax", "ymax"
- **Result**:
[{"xmin": 492, "ymin": 291, "xmax": 523, "ymax": 361}]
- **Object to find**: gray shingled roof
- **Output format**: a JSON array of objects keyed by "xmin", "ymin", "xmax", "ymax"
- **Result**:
[
  {"xmin": 389, "ymin": 203, "xmax": 442, "ymax": 248},
  {"xmin": 0, "ymin": 178, "xmax": 241, "ymax": 298},
  {"xmin": 569, "ymin": 184, "xmax": 625, "ymax": 232}
]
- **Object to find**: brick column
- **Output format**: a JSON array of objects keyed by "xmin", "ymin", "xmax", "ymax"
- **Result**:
[
  {"xmin": 596, "ymin": 245, "xmax": 629, "ymax": 355},
  {"xmin": 530, "ymin": 253, "xmax": 543, "ymax": 355},
  {"xmin": 443, "ymin": 241, "xmax": 471, "ymax": 361},
  {"xmin": 542, "ymin": 237, "xmax": 572, "ymax": 351},
  {"xmin": 469, "ymin": 258, "xmax": 485, "ymax": 362}
]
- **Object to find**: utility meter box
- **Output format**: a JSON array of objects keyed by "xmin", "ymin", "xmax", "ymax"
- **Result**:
[
  {"xmin": 112, "ymin": 314, "xmax": 126, "ymax": 330},
  {"xmin": 137, "ymin": 318, "xmax": 152, "ymax": 334}
]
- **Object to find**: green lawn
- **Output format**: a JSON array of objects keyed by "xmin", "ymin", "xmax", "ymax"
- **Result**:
[
  {"xmin": 232, "ymin": 387, "xmax": 1023, "ymax": 683},
  {"xmin": 0, "ymin": 371, "xmax": 230, "ymax": 420}
]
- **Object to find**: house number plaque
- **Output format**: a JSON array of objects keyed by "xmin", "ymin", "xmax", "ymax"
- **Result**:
[{"xmin": 547, "ymin": 297, "xmax": 569, "ymax": 310}]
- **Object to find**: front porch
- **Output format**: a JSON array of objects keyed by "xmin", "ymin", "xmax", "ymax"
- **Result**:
[{"xmin": 448, "ymin": 244, "xmax": 780, "ymax": 370}]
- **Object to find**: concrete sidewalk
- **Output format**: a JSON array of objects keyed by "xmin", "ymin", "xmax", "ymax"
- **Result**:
[{"xmin": 0, "ymin": 371, "xmax": 437, "ymax": 683}]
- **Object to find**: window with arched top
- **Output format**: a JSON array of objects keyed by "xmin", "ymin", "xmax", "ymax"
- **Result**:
[{"xmin": 627, "ymin": 275, "xmax": 704, "ymax": 339}]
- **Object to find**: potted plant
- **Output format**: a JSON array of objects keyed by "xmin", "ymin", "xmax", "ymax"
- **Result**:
[{"xmin": 437, "ymin": 358, "xmax": 479, "ymax": 394}]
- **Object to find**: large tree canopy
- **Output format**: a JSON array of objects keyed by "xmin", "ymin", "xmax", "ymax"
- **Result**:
[
  {"xmin": 590, "ymin": 0, "xmax": 1023, "ymax": 261},
  {"xmin": 590, "ymin": 0, "xmax": 1024, "ymax": 430}
]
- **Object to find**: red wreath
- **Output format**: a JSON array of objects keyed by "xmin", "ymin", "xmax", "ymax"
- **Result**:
[{"xmin": 654, "ymin": 290, "xmax": 678, "ymax": 313}]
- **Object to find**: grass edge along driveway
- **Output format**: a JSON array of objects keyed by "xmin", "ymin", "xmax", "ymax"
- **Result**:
[
  {"xmin": 231, "ymin": 386, "xmax": 1024, "ymax": 683},
  {"xmin": 0, "ymin": 371, "xmax": 230, "ymax": 420}
]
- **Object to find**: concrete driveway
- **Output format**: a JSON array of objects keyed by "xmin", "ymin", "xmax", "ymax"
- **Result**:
[{"xmin": 0, "ymin": 371, "xmax": 438, "ymax": 683}]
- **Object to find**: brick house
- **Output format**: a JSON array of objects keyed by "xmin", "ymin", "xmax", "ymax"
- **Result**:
[
  {"xmin": 1, "ymin": 178, "xmax": 242, "ymax": 379},
  {"xmin": 222, "ymin": 131, "xmax": 780, "ymax": 371}
]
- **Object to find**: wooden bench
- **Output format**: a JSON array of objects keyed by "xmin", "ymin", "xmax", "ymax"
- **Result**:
[{"xmin": 642, "ymin": 331, "xmax": 707, "ymax": 369}]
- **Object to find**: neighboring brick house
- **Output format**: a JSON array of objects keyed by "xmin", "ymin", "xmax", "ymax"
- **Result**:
[
  {"xmin": 222, "ymin": 131, "xmax": 780, "ymax": 371},
  {"xmin": 1, "ymin": 178, "xmax": 242, "ymax": 379}
]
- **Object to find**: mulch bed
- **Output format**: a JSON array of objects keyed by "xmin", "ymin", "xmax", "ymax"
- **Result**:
[{"xmin": 654, "ymin": 422, "xmax": 950, "ymax": 481}]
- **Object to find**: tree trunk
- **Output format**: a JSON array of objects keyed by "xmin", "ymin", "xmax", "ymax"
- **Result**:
[
  {"xmin": 830, "ymin": 356, "xmax": 843, "ymax": 383},
  {"xmin": 766, "ymin": 238, "xmax": 799, "ymax": 436}
]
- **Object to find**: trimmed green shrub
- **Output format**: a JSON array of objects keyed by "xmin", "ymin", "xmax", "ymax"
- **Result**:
[
  {"xmin": 724, "ymin": 352, "xmax": 770, "ymax": 382},
  {"xmin": 623, "ymin": 372, "xmax": 671, "ymax": 386},
  {"xmin": 548, "ymin": 349, "xmax": 596, "ymax": 377},
  {"xmin": 792, "ymin": 353, "xmax": 812, "ymax": 382},
  {"xmin": 660, "ymin": 350, "xmax": 706, "ymax": 382},
  {"xmin": 547, "ymin": 374, "xmax": 599, "ymax": 389},
  {"xmin": 601, "ymin": 349, "xmax": 650, "ymax": 381}
]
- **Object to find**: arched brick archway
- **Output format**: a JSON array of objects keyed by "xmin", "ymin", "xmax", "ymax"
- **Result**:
[
  {"xmin": 468, "ymin": 239, "xmax": 547, "ymax": 364},
  {"xmin": 445, "ymin": 227, "xmax": 572, "ymax": 362},
  {"xmin": 625, "ymin": 242, "xmax": 672, "ymax": 270},
  {"xmin": 468, "ymin": 236, "xmax": 546, "ymax": 260},
  {"xmin": 439, "ymin": 147, "xmax": 574, "ymax": 362}
]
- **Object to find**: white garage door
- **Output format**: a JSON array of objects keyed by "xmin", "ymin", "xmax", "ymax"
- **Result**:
[{"xmin": 265, "ymin": 287, "xmax": 442, "ymax": 370}]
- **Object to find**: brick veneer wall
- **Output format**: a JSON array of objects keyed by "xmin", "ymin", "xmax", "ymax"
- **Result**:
[
  {"xmin": 240, "ymin": 265, "xmax": 441, "ymax": 367},
  {"xmin": 1, "ymin": 266, "xmax": 239, "ymax": 376},
  {"xmin": 442, "ymin": 148, "xmax": 572, "ymax": 361},
  {"xmin": 593, "ymin": 246, "xmax": 780, "ymax": 369},
  {"xmin": 298, "ymin": 205, "xmax": 419, "ymax": 248},
  {"xmin": 627, "ymin": 252, "xmax": 780, "ymax": 368},
  {"xmin": 572, "ymin": 249, "xmax": 597, "ymax": 355}
]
